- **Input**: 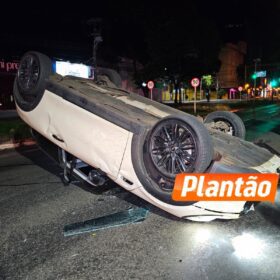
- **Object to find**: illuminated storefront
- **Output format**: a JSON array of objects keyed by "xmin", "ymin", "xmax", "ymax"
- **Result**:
[
  {"xmin": 0, "ymin": 60, "xmax": 19, "ymax": 109},
  {"xmin": 53, "ymin": 61, "xmax": 93, "ymax": 79},
  {"xmin": 0, "ymin": 59, "xmax": 93, "ymax": 110}
]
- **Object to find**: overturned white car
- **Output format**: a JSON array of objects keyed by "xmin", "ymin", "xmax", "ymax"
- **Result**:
[{"xmin": 13, "ymin": 52, "xmax": 280, "ymax": 221}]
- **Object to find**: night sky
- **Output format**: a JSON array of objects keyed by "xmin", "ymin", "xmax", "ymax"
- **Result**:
[{"xmin": 1, "ymin": 0, "xmax": 279, "ymax": 68}]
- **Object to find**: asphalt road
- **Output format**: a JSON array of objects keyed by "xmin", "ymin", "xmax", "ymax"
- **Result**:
[
  {"xmin": 1, "ymin": 106, "xmax": 280, "ymax": 280},
  {"xmin": 236, "ymin": 104, "xmax": 280, "ymax": 141},
  {"xmin": 1, "ymin": 147, "xmax": 280, "ymax": 280}
]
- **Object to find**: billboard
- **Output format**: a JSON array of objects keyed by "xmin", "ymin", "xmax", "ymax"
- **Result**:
[
  {"xmin": 255, "ymin": 71, "xmax": 266, "ymax": 78},
  {"xmin": 54, "ymin": 61, "xmax": 93, "ymax": 79}
]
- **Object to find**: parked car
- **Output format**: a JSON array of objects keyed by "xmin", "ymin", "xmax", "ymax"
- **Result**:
[{"xmin": 13, "ymin": 52, "xmax": 280, "ymax": 221}]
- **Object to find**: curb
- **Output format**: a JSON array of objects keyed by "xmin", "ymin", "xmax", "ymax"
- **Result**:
[{"xmin": 0, "ymin": 139, "xmax": 36, "ymax": 151}]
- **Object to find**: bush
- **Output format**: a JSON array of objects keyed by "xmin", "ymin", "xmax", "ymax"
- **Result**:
[
  {"xmin": 0, "ymin": 119, "xmax": 31, "ymax": 144},
  {"xmin": 217, "ymin": 89, "xmax": 227, "ymax": 99}
]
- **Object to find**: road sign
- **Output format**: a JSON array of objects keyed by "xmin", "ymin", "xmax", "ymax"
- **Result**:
[
  {"xmin": 147, "ymin": 80, "xmax": 154, "ymax": 100},
  {"xmin": 256, "ymin": 71, "xmax": 266, "ymax": 78},
  {"xmin": 191, "ymin": 78, "xmax": 200, "ymax": 88},
  {"xmin": 147, "ymin": 80, "xmax": 154, "ymax": 90},
  {"xmin": 191, "ymin": 78, "xmax": 200, "ymax": 115},
  {"xmin": 238, "ymin": 86, "xmax": 243, "ymax": 101}
]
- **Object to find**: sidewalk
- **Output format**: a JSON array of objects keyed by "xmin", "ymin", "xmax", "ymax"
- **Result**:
[
  {"xmin": 162, "ymin": 98, "xmax": 242, "ymax": 104},
  {"xmin": 0, "ymin": 139, "xmax": 36, "ymax": 151},
  {"xmin": 0, "ymin": 109, "xmax": 18, "ymax": 119},
  {"xmin": 0, "ymin": 110, "xmax": 33, "ymax": 151}
]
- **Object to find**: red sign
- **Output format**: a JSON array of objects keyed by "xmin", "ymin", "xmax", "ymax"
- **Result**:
[
  {"xmin": 191, "ymin": 78, "xmax": 200, "ymax": 87},
  {"xmin": 147, "ymin": 80, "xmax": 154, "ymax": 90},
  {"xmin": 0, "ymin": 60, "xmax": 19, "ymax": 73}
]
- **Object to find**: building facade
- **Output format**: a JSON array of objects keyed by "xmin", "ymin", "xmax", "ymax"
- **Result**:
[
  {"xmin": 217, "ymin": 41, "xmax": 246, "ymax": 89},
  {"xmin": 0, "ymin": 59, "xmax": 18, "ymax": 109}
]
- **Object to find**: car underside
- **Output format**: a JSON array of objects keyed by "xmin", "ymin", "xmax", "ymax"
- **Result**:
[{"xmin": 13, "ymin": 51, "xmax": 280, "ymax": 221}]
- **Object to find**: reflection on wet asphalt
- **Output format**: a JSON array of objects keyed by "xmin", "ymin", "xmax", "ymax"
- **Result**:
[
  {"xmin": 236, "ymin": 104, "xmax": 280, "ymax": 141},
  {"xmin": 0, "ymin": 146, "xmax": 279, "ymax": 280}
]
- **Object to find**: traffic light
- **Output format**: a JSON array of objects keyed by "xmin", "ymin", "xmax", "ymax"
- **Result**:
[
  {"xmin": 251, "ymin": 73, "xmax": 257, "ymax": 79},
  {"xmin": 270, "ymin": 80, "xmax": 278, "ymax": 87}
]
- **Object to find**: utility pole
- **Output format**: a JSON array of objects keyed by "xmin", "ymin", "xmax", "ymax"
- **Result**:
[
  {"xmin": 216, "ymin": 76, "xmax": 219, "ymax": 99},
  {"xmin": 87, "ymin": 18, "xmax": 103, "ymax": 80},
  {"xmin": 253, "ymin": 58, "xmax": 261, "ymax": 98},
  {"xmin": 199, "ymin": 77, "xmax": 202, "ymax": 100},
  {"xmin": 244, "ymin": 64, "xmax": 247, "ymax": 85}
]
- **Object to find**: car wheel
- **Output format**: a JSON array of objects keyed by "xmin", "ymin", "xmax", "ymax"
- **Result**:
[
  {"xmin": 96, "ymin": 67, "xmax": 122, "ymax": 88},
  {"xmin": 14, "ymin": 51, "xmax": 52, "ymax": 111},
  {"xmin": 204, "ymin": 111, "xmax": 246, "ymax": 139},
  {"xmin": 132, "ymin": 114, "xmax": 214, "ymax": 205}
]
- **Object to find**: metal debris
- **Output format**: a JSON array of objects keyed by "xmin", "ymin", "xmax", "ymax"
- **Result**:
[{"xmin": 63, "ymin": 207, "xmax": 149, "ymax": 237}]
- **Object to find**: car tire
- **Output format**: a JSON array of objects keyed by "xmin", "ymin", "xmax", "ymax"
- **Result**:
[
  {"xmin": 204, "ymin": 111, "xmax": 246, "ymax": 139},
  {"xmin": 97, "ymin": 67, "xmax": 122, "ymax": 88},
  {"xmin": 132, "ymin": 114, "xmax": 214, "ymax": 205},
  {"xmin": 14, "ymin": 51, "xmax": 52, "ymax": 111}
]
